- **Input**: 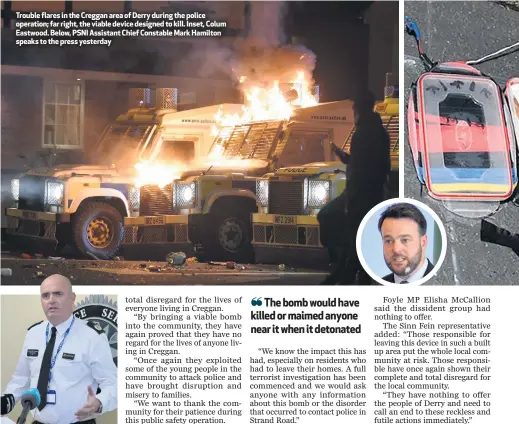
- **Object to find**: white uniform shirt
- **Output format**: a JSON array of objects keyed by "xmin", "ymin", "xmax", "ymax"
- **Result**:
[{"xmin": 4, "ymin": 315, "xmax": 117, "ymax": 424}]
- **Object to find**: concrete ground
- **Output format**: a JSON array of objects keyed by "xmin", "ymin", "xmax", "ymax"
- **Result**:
[{"xmin": 0, "ymin": 251, "xmax": 330, "ymax": 285}]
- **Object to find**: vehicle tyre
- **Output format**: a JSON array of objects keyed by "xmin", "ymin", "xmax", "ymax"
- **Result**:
[
  {"xmin": 72, "ymin": 201, "xmax": 123, "ymax": 260},
  {"xmin": 204, "ymin": 212, "xmax": 254, "ymax": 263}
]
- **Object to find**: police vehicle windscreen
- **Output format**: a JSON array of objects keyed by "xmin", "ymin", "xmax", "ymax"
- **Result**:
[
  {"xmin": 96, "ymin": 124, "xmax": 153, "ymax": 165},
  {"xmin": 158, "ymin": 139, "xmax": 196, "ymax": 163},
  {"xmin": 276, "ymin": 132, "xmax": 327, "ymax": 168}
]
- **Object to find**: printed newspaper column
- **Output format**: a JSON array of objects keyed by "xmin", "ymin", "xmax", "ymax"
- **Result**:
[
  {"xmin": 123, "ymin": 293, "xmax": 245, "ymax": 423},
  {"xmin": 247, "ymin": 295, "xmax": 371, "ymax": 423},
  {"xmin": 372, "ymin": 288, "xmax": 519, "ymax": 423}
]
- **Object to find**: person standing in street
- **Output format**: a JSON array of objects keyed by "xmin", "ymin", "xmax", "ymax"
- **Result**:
[
  {"xmin": 321, "ymin": 90, "xmax": 391, "ymax": 285},
  {"xmin": 1, "ymin": 274, "xmax": 117, "ymax": 424},
  {"xmin": 317, "ymin": 141, "xmax": 349, "ymax": 265}
]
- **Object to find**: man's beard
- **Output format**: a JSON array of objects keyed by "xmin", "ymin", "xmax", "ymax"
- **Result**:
[{"xmin": 386, "ymin": 247, "xmax": 423, "ymax": 277}]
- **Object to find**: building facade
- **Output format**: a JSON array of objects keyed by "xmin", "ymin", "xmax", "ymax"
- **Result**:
[{"xmin": 1, "ymin": 1, "xmax": 248, "ymax": 170}]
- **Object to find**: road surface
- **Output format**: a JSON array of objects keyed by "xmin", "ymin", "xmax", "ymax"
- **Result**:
[{"xmin": 0, "ymin": 252, "xmax": 330, "ymax": 285}]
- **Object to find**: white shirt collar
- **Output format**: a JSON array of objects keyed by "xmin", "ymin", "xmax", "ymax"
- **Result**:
[
  {"xmin": 49, "ymin": 314, "xmax": 74, "ymax": 336},
  {"xmin": 394, "ymin": 259, "xmax": 429, "ymax": 284}
]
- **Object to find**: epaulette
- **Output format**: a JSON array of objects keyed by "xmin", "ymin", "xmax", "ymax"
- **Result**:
[
  {"xmin": 86, "ymin": 320, "xmax": 105, "ymax": 335},
  {"xmin": 27, "ymin": 321, "xmax": 43, "ymax": 331}
]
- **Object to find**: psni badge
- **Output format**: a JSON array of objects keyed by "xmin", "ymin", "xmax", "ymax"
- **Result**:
[{"xmin": 74, "ymin": 295, "xmax": 118, "ymax": 366}]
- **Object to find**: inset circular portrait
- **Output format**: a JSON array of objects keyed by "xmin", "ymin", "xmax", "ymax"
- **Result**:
[{"xmin": 357, "ymin": 198, "xmax": 447, "ymax": 286}]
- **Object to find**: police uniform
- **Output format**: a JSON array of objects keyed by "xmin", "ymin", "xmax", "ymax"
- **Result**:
[{"xmin": 4, "ymin": 314, "xmax": 117, "ymax": 424}]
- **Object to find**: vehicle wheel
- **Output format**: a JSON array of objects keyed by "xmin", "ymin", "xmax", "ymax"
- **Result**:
[
  {"xmin": 72, "ymin": 201, "xmax": 123, "ymax": 260},
  {"xmin": 204, "ymin": 212, "xmax": 254, "ymax": 263}
]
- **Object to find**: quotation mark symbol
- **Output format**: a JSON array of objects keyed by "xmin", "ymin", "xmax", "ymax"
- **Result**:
[{"xmin": 251, "ymin": 298, "xmax": 263, "ymax": 306}]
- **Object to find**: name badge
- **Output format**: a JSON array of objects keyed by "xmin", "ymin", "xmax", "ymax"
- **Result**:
[
  {"xmin": 27, "ymin": 349, "xmax": 39, "ymax": 357},
  {"xmin": 62, "ymin": 353, "xmax": 75, "ymax": 360},
  {"xmin": 47, "ymin": 390, "xmax": 57, "ymax": 405}
]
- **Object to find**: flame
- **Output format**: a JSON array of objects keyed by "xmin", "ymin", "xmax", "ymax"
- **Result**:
[
  {"xmin": 132, "ymin": 71, "xmax": 320, "ymax": 186},
  {"xmin": 292, "ymin": 70, "xmax": 319, "ymax": 108},
  {"xmin": 211, "ymin": 107, "xmax": 246, "ymax": 136},
  {"xmin": 208, "ymin": 142, "xmax": 226, "ymax": 160},
  {"xmin": 134, "ymin": 162, "xmax": 185, "ymax": 188},
  {"xmin": 211, "ymin": 70, "xmax": 319, "ymax": 142}
]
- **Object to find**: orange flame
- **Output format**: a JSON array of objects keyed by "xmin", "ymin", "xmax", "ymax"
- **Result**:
[
  {"xmin": 133, "ymin": 162, "xmax": 185, "ymax": 188},
  {"xmin": 133, "ymin": 71, "xmax": 319, "ymax": 187},
  {"xmin": 292, "ymin": 70, "xmax": 319, "ymax": 108},
  {"xmin": 211, "ymin": 70, "xmax": 319, "ymax": 138}
]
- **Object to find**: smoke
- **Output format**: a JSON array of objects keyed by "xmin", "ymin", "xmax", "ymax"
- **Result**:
[
  {"xmin": 248, "ymin": 2, "xmax": 288, "ymax": 46},
  {"xmin": 178, "ymin": 39, "xmax": 235, "ymax": 79},
  {"xmin": 174, "ymin": 2, "xmax": 317, "ymax": 90},
  {"xmin": 232, "ymin": 40, "xmax": 316, "ymax": 89}
]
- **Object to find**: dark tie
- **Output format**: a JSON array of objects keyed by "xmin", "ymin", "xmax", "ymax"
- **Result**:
[
  {"xmin": 37, "ymin": 327, "xmax": 56, "ymax": 411},
  {"xmin": 401, "ymin": 281, "xmax": 409, "ymax": 284}
]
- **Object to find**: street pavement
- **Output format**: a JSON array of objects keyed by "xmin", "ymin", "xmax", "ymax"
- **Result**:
[
  {"xmin": 404, "ymin": 1, "xmax": 519, "ymax": 285},
  {"xmin": 0, "ymin": 254, "xmax": 329, "ymax": 285}
]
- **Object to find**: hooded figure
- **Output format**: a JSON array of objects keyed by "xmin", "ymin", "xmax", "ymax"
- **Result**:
[{"xmin": 321, "ymin": 89, "xmax": 391, "ymax": 285}]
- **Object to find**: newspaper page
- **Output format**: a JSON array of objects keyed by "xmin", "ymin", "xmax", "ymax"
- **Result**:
[{"xmin": 1, "ymin": 2, "xmax": 518, "ymax": 424}]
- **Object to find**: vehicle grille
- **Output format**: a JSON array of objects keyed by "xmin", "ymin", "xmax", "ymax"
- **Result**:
[
  {"xmin": 18, "ymin": 176, "xmax": 46, "ymax": 211},
  {"xmin": 268, "ymin": 181, "xmax": 304, "ymax": 215},
  {"xmin": 342, "ymin": 114, "xmax": 399, "ymax": 156},
  {"xmin": 387, "ymin": 115, "xmax": 399, "ymax": 155},
  {"xmin": 139, "ymin": 184, "xmax": 173, "ymax": 216}
]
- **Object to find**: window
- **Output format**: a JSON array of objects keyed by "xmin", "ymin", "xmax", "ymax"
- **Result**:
[
  {"xmin": 159, "ymin": 138, "xmax": 196, "ymax": 163},
  {"xmin": 277, "ymin": 131, "xmax": 327, "ymax": 168},
  {"xmin": 96, "ymin": 124, "xmax": 154, "ymax": 166},
  {"xmin": 139, "ymin": 134, "xmax": 197, "ymax": 163},
  {"xmin": 42, "ymin": 81, "xmax": 84, "ymax": 148}
]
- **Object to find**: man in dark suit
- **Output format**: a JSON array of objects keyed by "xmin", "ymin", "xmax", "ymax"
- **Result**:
[{"xmin": 378, "ymin": 203, "xmax": 435, "ymax": 284}]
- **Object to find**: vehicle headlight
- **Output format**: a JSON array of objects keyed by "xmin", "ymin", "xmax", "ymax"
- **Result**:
[
  {"xmin": 307, "ymin": 180, "xmax": 330, "ymax": 208},
  {"xmin": 129, "ymin": 186, "xmax": 140, "ymax": 212},
  {"xmin": 256, "ymin": 179, "xmax": 269, "ymax": 207},
  {"xmin": 11, "ymin": 179, "xmax": 19, "ymax": 202},
  {"xmin": 175, "ymin": 182, "xmax": 196, "ymax": 208},
  {"xmin": 45, "ymin": 181, "xmax": 64, "ymax": 206}
]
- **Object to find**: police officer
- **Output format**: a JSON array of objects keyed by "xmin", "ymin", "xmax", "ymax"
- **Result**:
[
  {"xmin": 321, "ymin": 90, "xmax": 391, "ymax": 285},
  {"xmin": 1, "ymin": 274, "xmax": 117, "ymax": 424}
]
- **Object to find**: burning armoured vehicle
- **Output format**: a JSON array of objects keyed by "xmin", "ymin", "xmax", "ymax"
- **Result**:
[
  {"xmin": 251, "ymin": 87, "xmax": 399, "ymax": 268},
  {"xmin": 122, "ymin": 85, "xmax": 367, "ymax": 263},
  {"xmin": 5, "ymin": 88, "xmax": 243, "ymax": 259}
]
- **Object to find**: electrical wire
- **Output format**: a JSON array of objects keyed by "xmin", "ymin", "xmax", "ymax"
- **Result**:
[
  {"xmin": 406, "ymin": 16, "xmax": 518, "ymax": 69},
  {"xmin": 405, "ymin": 17, "xmax": 436, "ymax": 72},
  {"xmin": 466, "ymin": 41, "xmax": 519, "ymax": 65},
  {"xmin": 405, "ymin": 54, "xmax": 510, "ymax": 86}
]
